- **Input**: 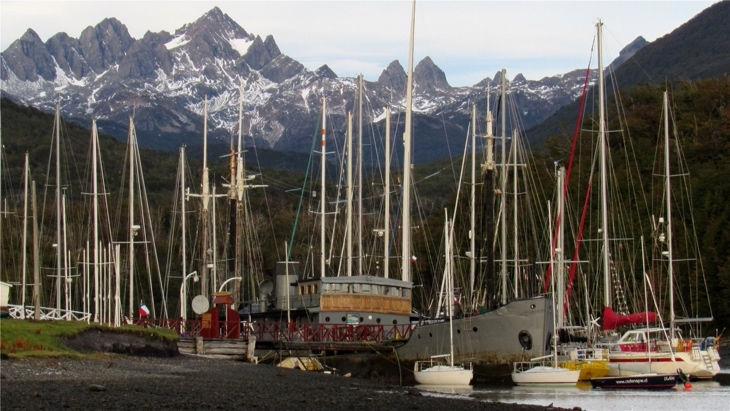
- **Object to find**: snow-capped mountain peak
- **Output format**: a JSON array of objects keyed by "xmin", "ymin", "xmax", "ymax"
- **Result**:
[{"xmin": 1, "ymin": 7, "xmax": 643, "ymax": 160}]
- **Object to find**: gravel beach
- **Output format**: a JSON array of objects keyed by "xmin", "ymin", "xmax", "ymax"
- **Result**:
[{"xmin": 1, "ymin": 356, "xmax": 566, "ymax": 410}]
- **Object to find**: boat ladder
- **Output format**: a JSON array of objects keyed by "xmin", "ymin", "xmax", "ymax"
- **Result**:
[
  {"xmin": 693, "ymin": 345, "xmax": 714, "ymax": 370},
  {"xmin": 700, "ymin": 350, "xmax": 714, "ymax": 370}
]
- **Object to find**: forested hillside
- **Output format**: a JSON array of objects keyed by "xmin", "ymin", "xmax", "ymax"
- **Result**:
[{"xmin": 2, "ymin": 77, "xmax": 729, "ymax": 331}]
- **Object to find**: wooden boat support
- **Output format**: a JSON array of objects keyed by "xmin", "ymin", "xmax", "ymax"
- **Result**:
[{"xmin": 178, "ymin": 336, "xmax": 251, "ymax": 361}]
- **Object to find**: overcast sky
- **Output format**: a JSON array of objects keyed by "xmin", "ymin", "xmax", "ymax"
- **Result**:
[{"xmin": 0, "ymin": 0, "xmax": 716, "ymax": 86}]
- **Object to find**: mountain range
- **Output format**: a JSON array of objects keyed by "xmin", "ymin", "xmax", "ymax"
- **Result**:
[{"xmin": 1, "ymin": 6, "xmax": 646, "ymax": 163}]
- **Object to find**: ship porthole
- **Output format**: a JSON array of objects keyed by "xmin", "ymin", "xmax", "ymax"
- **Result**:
[
  {"xmin": 325, "ymin": 316, "xmax": 330, "ymax": 322},
  {"xmin": 392, "ymin": 319, "xmax": 398, "ymax": 325},
  {"xmin": 376, "ymin": 318, "xmax": 381, "ymax": 324},
  {"xmin": 360, "ymin": 317, "xmax": 364, "ymax": 322},
  {"xmin": 518, "ymin": 330, "xmax": 533, "ymax": 350},
  {"xmin": 457, "ymin": 329, "xmax": 461, "ymax": 334},
  {"xmin": 472, "ymin": 327, "xmax": 478, "ymax": 332},
  {"xmin": 429, "ymin": 332, "xmax": 433, "ymax": 338},
  {"xmin": 341, "ymin": 316, "xmax": 346, "ymax": 322},
  {"xmin": 530, "ymin": 304, "xmax": 536, "ymax": 310}
]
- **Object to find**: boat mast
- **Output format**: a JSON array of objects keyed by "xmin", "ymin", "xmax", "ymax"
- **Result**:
[
  {"xmin": 346, "ymin": 112, "xmax": 353, "ymax": 277},
  {"xmin": 21, "ymin": 153, "xmax": 29, "ymax": 317},
  {"xmin": 201, "ymin": 98, "xmax": 210, "ymax": 298},
  {"xmin": 482, "ymin": 86, "xmax": 495, "ymax": 307},
  {"xmin": 445, "ymin": 209, "xmax": 455, "ymax": 367},
  {"xmin": 212, "ymin": 184, "xmax": 218, "ymax": 292},
  {"xmin": 469, "ymin": 104, "xmax": 477, "ymax": 305},
  {"xmin": 384, "ymin": 109, "xmax": 391, "ymax": 279},
  {"xmin": 285, "ymin": 241, "xmax": 291, "ymax": 325},
  {"xmin": 597, "ymin": 20, "xmax": 611, "ymax": 309},
  {"xmin": 500, "ymin": 69, "xmax": 508, "ymax": 305},
  {"xmin": 512, "ymin": 128, "xmax": 519, "ymax": 299},
  {"xmin": 92, "ymin": 120, "xmax": 100, "ymax": 322},
  {"xmin": 401, "ymin": 0, "xmax": 415, "ymax": 284},
  {"xmin": 548, "ymin": 200, "xmax": 558, "ymax": 368},
  {"xmin": 663, "ymin": 90, "xmax": 675, "ymax": 340},
  {"xmin": 320, "ymin": 97, "xmax": 327, "ymax": 278},
  {"xmin": 62, "ymin": 192, "xmax": 70, "ymax": 317},
  {"xmin": 234, "ymin": 82, "xmax": 244, "ymax": 302},
  {"xmin": 32, "ymin": 180, "xmax": 40, "ymax": 320},
  {"xmin": 357, "ymin": 75, "xmax": 364, "ymax": 276},
  {"xmin": 179, "ymin": 147, "xmax": 188, "ymax": 321},
  {"xmin": 55, "ymin": 104, "xmax": 62, "ymax": 313},
  {"xmin": 556, "ymin": 166, "xmax": 566, "ymax": 328},
  {"xmin": 128, "ymin": 117, "xmax": 136, "ymax": 319}
]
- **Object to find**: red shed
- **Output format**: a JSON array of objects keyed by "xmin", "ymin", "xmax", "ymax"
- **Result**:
[{"xmin": 200, "ymin": 292, "xmax": 241, "ymax": 339}]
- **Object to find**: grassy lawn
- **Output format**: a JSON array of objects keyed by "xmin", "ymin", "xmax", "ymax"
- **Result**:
[{"xmin": 0, "ymin": 319, "xmax": 178, "ymax": 359}]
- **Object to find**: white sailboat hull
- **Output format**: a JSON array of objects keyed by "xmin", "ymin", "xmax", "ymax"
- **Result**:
[
  {"xmin": 414, "ymin": 364, "xmax": 474, "ymax": 386},
  {"xmin": 608, "ymin": 351, "xmax": 719, "ymax": 379},
  {"xmin": 511, "ymin": 366, "xmax": 580, "ymax": 386}
]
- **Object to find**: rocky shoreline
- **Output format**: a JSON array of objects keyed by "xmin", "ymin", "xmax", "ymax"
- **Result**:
[{"xmin": 1, "ymin": 356, "xmax": 568, "ymax": 410}]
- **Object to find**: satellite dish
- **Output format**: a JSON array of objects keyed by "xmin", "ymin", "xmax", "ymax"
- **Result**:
[
  {"xmin": 259, "ymin": 279, "xmax": 274, "ymax": 299},
  {"xmin": 191, "ymin": 295, "xmax": 210, "ymax": 315}
]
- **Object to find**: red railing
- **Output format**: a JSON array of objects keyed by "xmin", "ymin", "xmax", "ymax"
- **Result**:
[
  {"xmin": 133, "ymin": 318, "xmax": 414, "ymax": 344},
  {"xmin": 243, "ymin": 321, "xmax": 414, "ymax": 344}
]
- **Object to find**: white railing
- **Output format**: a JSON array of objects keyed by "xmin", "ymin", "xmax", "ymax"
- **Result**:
[
  {"xmin": 568, "ymin": 347, "xmax": 609, "ymax": 361},
  {"xmin": 7, "ymin": 304, "xmax": 92, "ymax": 322},
  {"xmin": 513, "ymin": 359, "xmax": 549, "ymax": 373}
]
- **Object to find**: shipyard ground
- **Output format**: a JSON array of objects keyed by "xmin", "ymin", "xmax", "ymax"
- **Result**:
[{"xmin": 0, "ymin": 356, "xmax": 572, "ymax": 410}]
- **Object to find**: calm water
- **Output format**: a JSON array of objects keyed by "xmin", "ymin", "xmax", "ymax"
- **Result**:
[{"xmin": 417, "ymin": 377, "xmax": 730, "ymax": 411}]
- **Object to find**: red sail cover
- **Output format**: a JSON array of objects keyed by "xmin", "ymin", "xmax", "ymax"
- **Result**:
[{"xmin": 602, "ymin": 306, "xmax": 658, "ymax": 331}]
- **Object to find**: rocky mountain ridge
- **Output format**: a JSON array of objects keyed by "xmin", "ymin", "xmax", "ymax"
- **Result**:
[{"xmin": 1, "ymin": 7, "xmax": 645, "ymax": 160}]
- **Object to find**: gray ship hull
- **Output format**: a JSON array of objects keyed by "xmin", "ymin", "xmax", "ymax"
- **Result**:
[{"xmin": 397, "ymin": 295, "xmax": 552, "ymax": 365}]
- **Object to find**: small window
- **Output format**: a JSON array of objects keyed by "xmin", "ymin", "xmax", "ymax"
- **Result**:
[
  {"xmin": 473, "ymin": 327, "xmax": 478, "ymax": 332},
  {"xmin": 341, "ymin": 316, "xmax": 346, "ymax": 322},
  {"xmin": 376, "ymin": 318, "xmax": 381, "ymax": 324},
  {"xmin": 325, "ymin": 316, "xmax": 330, "ymax": 322},
  {"xmin": 359, "ymin": 317, "xmax": 364, "ymax": 322},
  {"xmin": 457, "ymin": 329, "xmax": 461, "ymax": 334},
  {"xmin": 429, "ymin": 332, "xmax": 433, "ymax": 338},
  {"xmin": 392, "ymin": 319, "xmax": 398, "ymax": 325}
]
